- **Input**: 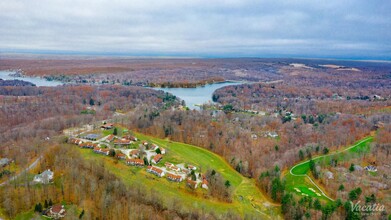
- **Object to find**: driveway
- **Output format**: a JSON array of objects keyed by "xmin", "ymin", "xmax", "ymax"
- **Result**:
[{"xmin": 0, "ymin": 155, "xmax": 42, "ymax": 187}]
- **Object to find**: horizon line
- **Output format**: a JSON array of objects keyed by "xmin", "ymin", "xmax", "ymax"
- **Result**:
[{"xmin": 1, "ymin": 50, "xmax": 390, "ymax": 63}]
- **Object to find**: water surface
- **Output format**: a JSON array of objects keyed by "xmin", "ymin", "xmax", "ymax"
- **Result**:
[
  {"xmin": 0, "ymin": 71, "xmax": 63, "ymax": 87},
  {"xmin": 155, "ymin": 82, "xmax": 242, "ymax": 110}
]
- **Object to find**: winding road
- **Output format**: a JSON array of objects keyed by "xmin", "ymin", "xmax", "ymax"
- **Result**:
[{"xmin": 289, "ymin": 136, "xmax": 373, "ymax": 202}]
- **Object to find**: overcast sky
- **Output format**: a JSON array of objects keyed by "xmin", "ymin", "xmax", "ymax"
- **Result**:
[{"xmin": 0, "ymin": 0, "xmax": 390, "ymax": 59}]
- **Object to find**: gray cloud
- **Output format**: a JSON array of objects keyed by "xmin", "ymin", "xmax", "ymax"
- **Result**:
[{"xmin": 0, "ymin": 0, "xmax": 390, "ymax": 59}]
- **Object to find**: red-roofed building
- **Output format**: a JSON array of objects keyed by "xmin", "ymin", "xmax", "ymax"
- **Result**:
[
  {"xmin": 124, "ymin": 135, "xmax": 138, "ymax": 141},
  {"xmin": 106, "ymin": 134, "xmax": 116, "ymax": 142},
  {"xmin": 165, "ymin": 162, "xmax": 180, "ymax": 172},
  {"xmin": 182, "ymin": 168, "xmax": 190, "ymax": 175},
  {"xmin": 152, "ymin": 154, "xmax": 163, "ymax": 164},
  {"xmin": 116, "ymin": 153, "xmax": 127, "ymax": 160},
  {"xmin": 93, "ymin": 147, "xmax": 110, "ymax": 156},
  {"xmin": 187, "ymin": 179, "xmax": 198, "ymax": 189},
  {"xmin": 114, "ymin": 138, "xmax": 132, "ymax": 146},
  {"xmin": 69, "ymin": 138, "xmax": 83, "ymax": 145},
  {"xmin": 167, "ymin": 173, "xmax": 183, "ymax": 182},
  {"xmin": 126, "ymin": 158, "xmax": 144, "ymax": 167},
  {"xmin": 101, "ymin": 123, "xmax": 114, "ymax": 130},
  {"xmin": 80, "ymin": 142, "xmax": 96, "ymax": 149},
  {"xmin": 188, "ymin": 165, "xmax": 197, "ymax": 170},
  {"xmin": 151, "ymin": 144, "xmax": 159, "ymax": 151},
  {"xmin": 100, "ymin": 149, "xmax": 110, "ymax": 156},
  {"xmin": 202, "ymin": 178, "xmax": 208, "ymax": 189},
  {"xmin": 47, "ymin": 204, "xmax": 66, "ymax": 219},
  {"xmin": 129, "ymin": 149, "xmax": 140, "ymax": 158},
  {"xmin": 147, "ymin": 166, "xmax": 165, "ymax": 177}
]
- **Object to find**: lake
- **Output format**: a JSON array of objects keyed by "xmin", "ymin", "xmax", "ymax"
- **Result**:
[
  {"xmin": 154, "ymin": 82, "xmax": 242, "ymax": 110},
  {"xmin": 0, "ymin": 71, "xmax": 63, "ymax": 87}
]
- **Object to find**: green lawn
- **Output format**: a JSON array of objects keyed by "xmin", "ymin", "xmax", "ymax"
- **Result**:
[
  {"xmin": 285, "ymin": 136, "xmax": 373, "ymax": 202},
  {"xmin": 78, "ymin": 131, "xmax": 282, "ymax": 219},
  {"xmin": 14, "ymin": 210, "xmax": 50, "ymax": 220}
]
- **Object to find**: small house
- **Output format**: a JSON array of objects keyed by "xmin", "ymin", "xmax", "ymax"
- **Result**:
[
  {"xmin": 129, "ymin": 149, "xmax": 140, "ymax": 158},
  {"xmin": 267, "ymin": 131, "xmax": 279, "ymax": 138},
  {"xmin": 114, "ymin": 138, "xmax": 132, "ymax": 146},
  {"xmin": 165, "ymin": 162, "xmax": 180, "ymax": 172},
  {"xmin": 93, "ymin": 147, "xmax": 110, "ymax": 156},
  {"xmin": 101, "ymin": 123, "xmax": 114, "ymax": 130},
  {"xmin": 0, "ymin": 158, "xmax": 11, "ymax": 167},
  {"xmin": 152, "ymin": 154, "xmax": 163, "ymax": 164},
  {"xmin": 46, "ymin": 204, "xmax": 66, "ymax": 219},
  {"xmin": 126, "ymin": 158, "xmax": 144, "ymax": 167},
  {"xmin": 33, "ymin": 169, "xmax": 54, "ymax": 184},
  {"xmin": 167, "ymin": 173, "xmax": 183, "ymax": 182},
  {"xmin": 123, "ymin": 135, "xmax": 138, "ymax": 141},
  {"xmin": 324, "ymin": 171, "xmax": 334, "ymax": 179},
  {"xmin": 187, "ymin": 179, "xmax": 198, "ymax": 189},
  {"xmin": 147, "ymin": 166, "xmax": 165, "ymax": 177},
  {"xmin": 116, "ymin": 153, "xmax": 127, "ymax": 160},
  {"xmin": 202, "ymin": 178, "xmax": 209, "ymax": 189},
  {"xmin": 151, "ymin": 144, "xmax": 159, "ymax": 151},
  {"xmin": 188, "ymin": 165, "xmax": 197, "ymax": 171},
  {"xmin": 106, "ymin": 134, "xmax": 116, "ymax": 142}
]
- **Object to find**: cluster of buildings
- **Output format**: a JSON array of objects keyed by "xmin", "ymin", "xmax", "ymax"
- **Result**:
[{"xmin": 69, "ymin": 132, "xmax": 209, "ymax": 190}]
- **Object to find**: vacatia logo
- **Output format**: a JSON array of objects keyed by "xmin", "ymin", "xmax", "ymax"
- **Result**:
[{"xmin": 350, "ymin": 201, "xmax": 386, "ymax": 215}]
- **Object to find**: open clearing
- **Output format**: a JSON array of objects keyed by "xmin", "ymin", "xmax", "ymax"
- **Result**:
[
  {"xmin": 78, "ymin": 131, "xmax": 281, "ymax": 219},
  {"xmin": 285, "ymin": 136, "xmax": 373, "ymax": 202}
]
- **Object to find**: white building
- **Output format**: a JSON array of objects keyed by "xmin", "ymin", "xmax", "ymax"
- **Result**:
[{"xmin": 33, "ymin": 169, "xmax": 54, "ymax": 184}]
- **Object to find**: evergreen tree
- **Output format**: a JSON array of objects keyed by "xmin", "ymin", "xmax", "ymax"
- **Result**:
[
  {"xmin": 299, "ymin": 150, "xmax": 304, "ymax": 160},
  {"xmin": 349, "ymin": 164, "xmax": 355, "ymax": 172},
  {"xmin": 348, "ymin": 188, "xmax": 362, "ymax": 201},
  {"xmin": 314, "ymin": 199, "xmax": 322, "ymax": 210},
  {"xmin": 79, "ymin": 209, "xmax": 85, "ymax": 219},
  {"xmin": 155, "ymin": 148, "xmax": 161, "ymax": 154},
  {"xmin": 143, "ymin": 157, "xmax": 149, "ymax": 165},
  {"xmin": 344, "ymin": 201, "xmax": 361, "ymax": 220},
  {"xmin": 281, "ymin": 193, "xmax": 293, "ymax": 214},
  {"xmin": 35, "ymin": 203, "xmax": 43, "ymax": 212},
  {"xmin": 109, "ymin": 149, "xmax": 116, "ymax": 157},
  {"xmin": 271, "ymin": 177, "xmax": 284, "ymax": 202}
]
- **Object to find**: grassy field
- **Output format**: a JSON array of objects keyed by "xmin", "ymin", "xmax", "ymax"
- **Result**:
[
  {"xmin": 285, "ymin": 136, "xmax": 374, "ymax": 202},
  {"xmin": 78, "ymin": 131, "xmax": 282, "ymax": 219}
]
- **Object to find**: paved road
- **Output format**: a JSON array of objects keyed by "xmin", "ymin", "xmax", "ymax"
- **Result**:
[
  {"xmin": 0, "ymin": 155, "xmax": 42, "ymax": 187},
  {"xmin": 289, "ymin": 137, "xmax": 373, "ymax": 201}
]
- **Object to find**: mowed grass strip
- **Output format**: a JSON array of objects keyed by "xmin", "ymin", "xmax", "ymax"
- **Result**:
[
  {"xmin": 290, "ymin": 136, "xmax": 373, "ymax": 175},
  {"xmin": 286, "ymin": 136, "xmax": 373, "ymax": 202}
]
